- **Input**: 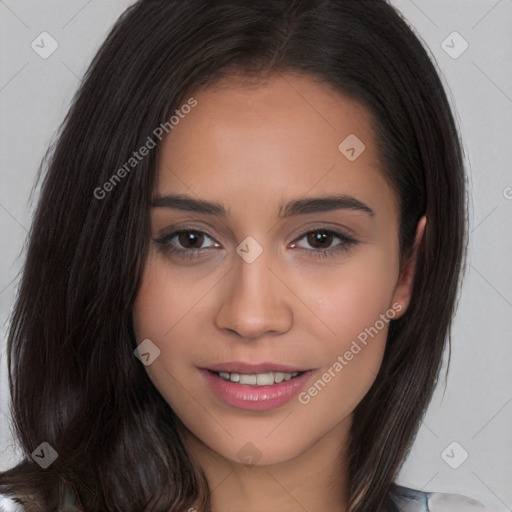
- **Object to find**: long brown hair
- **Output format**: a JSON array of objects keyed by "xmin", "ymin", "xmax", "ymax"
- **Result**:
[{"xmin": 0, "ymin": 1, "xmax": 466, "ymax": 510}]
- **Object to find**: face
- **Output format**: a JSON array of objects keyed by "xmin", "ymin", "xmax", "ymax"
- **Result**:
[{"xmin": 133, "ymin": 72, "xmax": 417, "ymax": 468}]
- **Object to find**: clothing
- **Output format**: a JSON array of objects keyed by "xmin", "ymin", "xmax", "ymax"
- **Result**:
[
  {"xmin": 0, "ymin": 483, "xmax": 487, "ymax": 511},
  {"xmin": 392, "ymin": 484, "xmax": 486, "ymax": 511},
  {"xmin": 55, "ymin": 482, "xmax": 488, "ymax": 511}
]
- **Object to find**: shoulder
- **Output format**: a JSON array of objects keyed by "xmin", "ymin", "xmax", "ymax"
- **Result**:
[{"xmin": 392, "ymin": 484, "xmax": 487, "ymax": 511}]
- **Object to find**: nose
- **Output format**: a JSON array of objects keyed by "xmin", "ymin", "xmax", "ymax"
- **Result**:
[{"xmin": 214, "ymin": 247, "xmax": 294, "ymax": 340}]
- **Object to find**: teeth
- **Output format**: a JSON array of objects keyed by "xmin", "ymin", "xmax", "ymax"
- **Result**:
[
  {"xmin": 240, "ymin": 374, "xmax": 257, "ymax": 385},
  {"xmin": 217, "ymin": 371, "xmax": 300, "ymax": 385}
]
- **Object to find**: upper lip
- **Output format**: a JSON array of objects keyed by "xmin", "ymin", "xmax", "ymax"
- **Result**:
[{"xmin": 203, "ymin": 362, "xmax": 311, "ymax": 374}]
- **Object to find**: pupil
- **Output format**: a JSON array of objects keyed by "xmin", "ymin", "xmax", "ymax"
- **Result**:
[
  {"xmin": 308, "ymin": 231, "xmax": 331, "ymax": 249},
  {"xmin": 180, "ymin": 231, "xmax": 202, "ymax": 248}
]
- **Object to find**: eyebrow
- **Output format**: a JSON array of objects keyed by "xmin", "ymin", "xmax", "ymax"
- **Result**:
[{"xmin": 152, "ymin": 193, "xmax": 375, "ymax": 218}]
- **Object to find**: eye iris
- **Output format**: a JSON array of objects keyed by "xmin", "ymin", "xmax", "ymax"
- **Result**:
[
  {"xmin": 307, "ymin": 231, "xmax": 332, "ymax": 249},
  {"xmin": 179, "ymin": 231, "xmax": 203, "ymax": 248}
]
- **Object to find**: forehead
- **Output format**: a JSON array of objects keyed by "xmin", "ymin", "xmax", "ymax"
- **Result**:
[{"xmin": 154, "ymin": 72, "xmax": 397, "ymax": 220}]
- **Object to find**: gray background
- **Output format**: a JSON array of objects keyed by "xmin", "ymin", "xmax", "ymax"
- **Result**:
[{"xmin": 0, "ymin": 1, "xmax": 511, "ymax": 510}]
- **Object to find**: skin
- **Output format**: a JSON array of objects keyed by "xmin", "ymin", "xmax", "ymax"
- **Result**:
[{"xmin": 133, "ymin": 71, "xmax": 426, "ymax": 512}]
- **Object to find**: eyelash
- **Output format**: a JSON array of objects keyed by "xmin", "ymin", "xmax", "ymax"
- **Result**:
[{"xmin": 154, "ymin": 227, "xmax": 358, "ymax": 261}]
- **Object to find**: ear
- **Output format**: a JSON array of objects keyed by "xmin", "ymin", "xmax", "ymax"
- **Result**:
[{"xmin": 391, "ymin": 215, "xmax": 426, "ymax": 318}]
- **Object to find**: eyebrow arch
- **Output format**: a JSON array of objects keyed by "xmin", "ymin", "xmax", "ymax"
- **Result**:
[{"xmin": 152, "ymin": 193, "xmax": 375, "ymax": 218}]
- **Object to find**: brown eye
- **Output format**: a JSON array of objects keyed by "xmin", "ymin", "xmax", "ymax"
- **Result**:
[
  {"xmin": 154, "ymin": 228, "xmax": 220, "ymax": 260},
  {"xmin": 291, "ymin": 228, "xmax": 358, "ymax": 260},
  {"xmin": 176, "ymin": 231, "xmax": 205, "ymax": 249},
  {"xmin": 305, "ymin": 231, "xmax": 335, "ymax": 250}
]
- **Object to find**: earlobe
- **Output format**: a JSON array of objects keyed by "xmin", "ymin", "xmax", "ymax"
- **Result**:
[{"xmin": 391, "ymin": 216, "xmax": 427, "ymax": 317}]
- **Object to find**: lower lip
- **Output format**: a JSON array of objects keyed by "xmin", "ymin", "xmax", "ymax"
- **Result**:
[{"xmin": 199, "ymin": 369, "xmax": 313, "ymax": 411}]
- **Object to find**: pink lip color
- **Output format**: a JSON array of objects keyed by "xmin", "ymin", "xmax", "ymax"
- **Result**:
[{"xmin": 199, "ymin": 368, "xmax": 313, "ymax": 411}]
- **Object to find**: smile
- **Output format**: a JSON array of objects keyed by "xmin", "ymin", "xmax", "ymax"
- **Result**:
[
  {"xmin": 216, "ymin": 370, "xmax": 303, "ymax": 386},
  {"xmin": 199, "ymin": 368, "xmax": 313, "ymax": 410}
]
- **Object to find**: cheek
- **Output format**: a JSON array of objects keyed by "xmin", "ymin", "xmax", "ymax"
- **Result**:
[
  {"xmin": 132, "ymin": 260, "xmax": 180, "ymax": 375},
  {"xmin": 297, "ymin": 249, "xmax": 399, "ymax": 403},
  {"xmin": 132, "ymin": 256, "xmax": 217, "ymax": 398},
  {"xmin": 308, "ymin": 247, "xmax": 399, "ymax": 342},
  {"xmin": 133, "ymin": 254, "xmax": 206, "ymax": 340}
]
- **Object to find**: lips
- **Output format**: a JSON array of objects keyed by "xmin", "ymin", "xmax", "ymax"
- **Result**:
[
  {"xmin": 198, "ymin": 362, "xmax": 314, "ymax": 410},
  {"xmin": 204, "ymin": 361, "xmax": 309, "ymax": 374}
]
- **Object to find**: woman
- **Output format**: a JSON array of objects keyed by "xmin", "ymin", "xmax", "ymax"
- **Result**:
[{"xmin": 0, "ymin": 1, "xmax": 486, "ymax": 511}]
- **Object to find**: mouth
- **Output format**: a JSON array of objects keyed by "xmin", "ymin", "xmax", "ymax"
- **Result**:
[
  {"xmin": 199, "ymin": 363, "xmax": 314, "ymax": 410},
  {"xmin": 209, "ymin": 369, "xmax": 307, "ymax": 386}
]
